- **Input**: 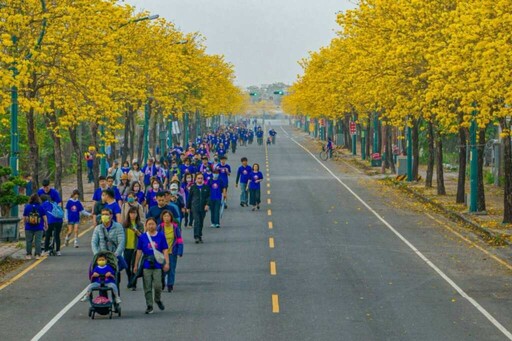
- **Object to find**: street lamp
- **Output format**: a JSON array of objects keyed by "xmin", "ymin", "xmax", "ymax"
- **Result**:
[{"xmin": 9, "ymin": 0, "xmax": 47, "ymax": 217}]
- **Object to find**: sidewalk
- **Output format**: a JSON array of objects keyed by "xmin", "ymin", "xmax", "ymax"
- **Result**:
[
  {"xmin": 0, "ymin": 174, "xmax": 95, "ymax": 261},
  {"xmin": 298, "ymin": 128, "xmax": 512, "ymax": 246}
]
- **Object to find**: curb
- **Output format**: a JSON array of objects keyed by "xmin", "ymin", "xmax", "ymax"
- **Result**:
[
  {"xmin": 386, "ymin": 179, "xmax": 509, "ymax": 246},
  {"xmin": 296, "ymin": 128, "xmax": 510, "ymax": 246}
]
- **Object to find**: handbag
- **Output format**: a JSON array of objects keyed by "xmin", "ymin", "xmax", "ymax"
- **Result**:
[{"xmin": 146, "ymin": 232, "xmax": 165, "ymax": 265}]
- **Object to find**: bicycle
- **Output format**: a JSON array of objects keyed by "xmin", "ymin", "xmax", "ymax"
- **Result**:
[{"xmin": 319, "ymin": 146, "xmax": 342, "ymax": 161}]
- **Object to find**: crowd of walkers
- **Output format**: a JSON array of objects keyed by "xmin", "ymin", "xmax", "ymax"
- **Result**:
[{"xmin": 22, "ymin": 119, "xmax": 274, "ymax": 315}]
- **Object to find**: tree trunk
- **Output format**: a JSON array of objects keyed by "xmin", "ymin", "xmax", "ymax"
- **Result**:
[
  {"xmin": 90, "ymin": 123, "xmax": 99, "ymax": 190},
  {"xmin": 46, "ymin": 111, "xmax": 63, "ymax": 196},
  {"xmin": 501, "ymin": 119, "xmax": 512, "ymax": 223},
  {"xmin": 426, "ymin": 121, "xmax": 435, "ymax": 187},
  {"xmin": 412, "ymin": 120, "xmax": 420, "ymax": 179},
  {"xmin": 129, "ymin": 109, "xmax": 136, "ymax": 163},
  {"xmin": 456, "ymin": 127, "xmax": 467, "ymax": 203},
  {"xmin": 366, "ymin": 118, "xmax": 371, "ymax": 158},
  {"xmin": 137, "ymin": 126, "xmax": 144, "ymax": 163},
  {"xmin": 122, "ymin": 107, "xmax": 130, "ymax": 164},
  {"xmin": 477, "ymin": 128, "xmax": 486, "ymax": 212},
  {"xmin": 436, "ymin": 131, "xmax": 446, "ymax": 195},
  {"xmin": 26, "ymin": 108, "xmax": 40, "ymax": 192},
  {"xmin": 381, "ymin": 123, "xmax": 388, "ymax": 173},
  {"xmin": 387, "ymin": 125, "xmax": 396, "ymax": 174},
  {"xmin": 344, "ymin": 116, "xmax": 351, "ymax": 150},
  {"xmin": 151, "ymin": 108, "xmax": 158, "ymax": 158},
  {"xmin": 69, "ymin": 126, "xmax": 84, "ymax": 201}
]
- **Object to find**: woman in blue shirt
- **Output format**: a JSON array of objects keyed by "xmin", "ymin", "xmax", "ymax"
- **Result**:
[
  {"xmin": 246, "ymin": 163, "xmax": 264, "ymax": 211},
  {"xmin": 23, "ymin": 194, "xmax": 48, "ymax": 259}
]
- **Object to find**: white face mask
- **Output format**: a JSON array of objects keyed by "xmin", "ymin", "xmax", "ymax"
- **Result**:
[{"xmin": 171, "ymin": 190, "xmax": 178, "ymax": 195}]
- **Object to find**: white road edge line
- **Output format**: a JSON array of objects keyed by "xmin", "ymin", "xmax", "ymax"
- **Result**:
[
  {"xmin": 31, "ymin": 288, "xmax": 87, "ymax": 341},
  {"xmin": 283, "ymin": 126, "xmax": 512, "ymax": 340}
]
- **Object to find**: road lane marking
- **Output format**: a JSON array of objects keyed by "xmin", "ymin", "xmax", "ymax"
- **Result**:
[
  {"xmin": 269, "ymin": 237, "xmax": 275, "ymax": 248},
  {"xmin": 425, "ymin": 213, "xmax": 512, "ymax": 272},
  {"xmin": 270, "ymin": 261, "xmax": 277, "ymax": 275},
  {"xmin": 272, "ymin": 294, "xmax": 280, "ymax": 313},
  {"xmin": 268, "ymin": 209, "xmax": 272, "ymax": 216},
  {"xmin": 285, "ymin": 128, "xmax": 512, "ymax": 340},
  {"xmin": 268, "ymin": 221, "xmax": 273, "ymax": 229},
  {"xmin": 0, "ymin": 224, "xmax": 95, "ymax": 292},
  {"xmin": 267, "ymin": 183, "xmax": 270, "ymax": 188},
  {"xmin": 31, "ymin": 287, "xmax": 88, "ymax": 341},
  {"xmin": 267, "ymin": 198, "xmax": 272, "ymax": 204}
]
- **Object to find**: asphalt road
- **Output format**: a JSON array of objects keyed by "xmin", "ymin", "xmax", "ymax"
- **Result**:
[{"xmin": 1, "ymin": 122, "xmax": 512, "ymax": 341}]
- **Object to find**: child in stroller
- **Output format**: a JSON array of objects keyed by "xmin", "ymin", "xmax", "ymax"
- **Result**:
[{"xmin": 81, "ymin": 251, "xmax": 122, "ymax": 318}]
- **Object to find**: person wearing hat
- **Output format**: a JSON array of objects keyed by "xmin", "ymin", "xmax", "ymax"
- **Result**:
[
  {"xmin": 208, "ymin": 168, "xmax": 226, "ymax": 228},
  {"xmin": 37, "ymin": 179, "xmax": 62, "ymax": 204},
  {"xmin": 117, "ymin": 173, "xmax": 131, "ymax": 203}
]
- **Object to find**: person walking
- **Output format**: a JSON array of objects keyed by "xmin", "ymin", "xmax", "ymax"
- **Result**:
[
  {"xmin": 208, "ymin": 169, "xmax": 226, "ymax": 228},
  {"xmin": 37, "ymin": 179, "xmax": 61, "ymax": 204},
  {"xmin": 235, "ymin": 157, "xmax": 251, "ymax": 207},
  {"xmin": 23, "ymin": 194, "xmax": 48, "ymax": 260},
  {"xmin": 121, "ymin": 191, "xmax": 145, "ymax": 224},
  {"xmin": 65, "ymin": 189, "xmax": 86, "ymax": 248},
  {"xmin": 123, "ymin": 206, "xmax": 144, "ymax": 290},
  {"xmin": 158, "ymin": 210, "xmax": 183, "ymax": 292},
  {"xmin": 187, "ymin": 173, "xmax": 210, "ymax": 244},
  {"xmin": 133, "ymin": 218, "xmax": 170, "ymax": 314},
  {"xmin": 247, "ymin": 163, "xmax": 264, "ymax": 211},
  {"xmin": 41, "ymin": 195, "xmax": 64, "ymax": 256}
]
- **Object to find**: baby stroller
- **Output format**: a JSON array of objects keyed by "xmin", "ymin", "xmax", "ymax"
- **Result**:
[{"xmin": 87, "ymin": 251, "xmax": 121, "ymax": 319}]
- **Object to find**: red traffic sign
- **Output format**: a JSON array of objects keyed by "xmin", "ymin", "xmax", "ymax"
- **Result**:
[{"xmin": 349, "ymin": 121, "xmax": 357, "ymax": 135}]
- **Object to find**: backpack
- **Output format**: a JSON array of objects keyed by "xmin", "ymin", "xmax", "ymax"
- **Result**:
[
  {"xmin": 48, "ymin": 202, "xmax": 64, "ymax": 219},
  {"xmin": 28, "ymin": 205, "xmax": 41, "ymax": 225}
]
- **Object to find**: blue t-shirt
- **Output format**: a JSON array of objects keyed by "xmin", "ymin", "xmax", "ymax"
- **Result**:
[
  {"xmin": 105, "ymin": 202, "xmax": 121, "ymax": 222},
  {"xmin": 65, "ymin": 199, "xmax": 84, "ymax": 223},
  {"xmin": 216, "ymin": 164, "xmax": 231, "ymax": 185},
  {"xmin": 41, "ymin": 201, "xmax": 63, "ymax": 224},
  {"xmin": 146, "ymin": 190, "xmax": 158, "ymax": 209},
  {"xmin": 237, "ymin": 165, "xmax": 252, "ymax": 184},
  {"xmin": 134, "ymin": 190, "xmax": 145, "ymax": 204},
  {"xmin": 91, "ymin": 264, "xmax": 115, "ymax": 283},
  {"xmin": 37, "ymin": 188, "xmax": 61, "ymax": 204},
  {"xmin": 23, "ymin": 203, "xmax": 46, "ymax": 231},
  {"xmin": 92, "ymin": 187, "xmax": 121, "ymax": 202},
  {"xmin": 248, "ymin": 172, "xmax": 264, "ymax": 190},
  {"xmin": 209, "ymin": 179, "xmax": 225, "ymax": 201},
  {"xmin": 137, "ymin": 232, "xmax": 169, "ymax": 269}
]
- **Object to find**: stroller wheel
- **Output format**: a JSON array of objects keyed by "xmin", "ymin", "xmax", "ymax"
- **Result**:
[
  {"xmin": 88, "ymin": 308, "xmax": 93, "ymax": 317},
  {"xmin": 91, "ymin": 312, "xmax": 95, "ymax": 320},
  {"xmin": 109, "ymin": 311, "xmax": 113, "ymax": 319},
  {"xmin": 117, "ymin": 306, "xmax": 121, "ymax": 317}
]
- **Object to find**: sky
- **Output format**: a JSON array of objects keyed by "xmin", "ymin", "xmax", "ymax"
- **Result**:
[{"xmin": 123, "ymin": 0, "xmax": 356, "ymax": 87}]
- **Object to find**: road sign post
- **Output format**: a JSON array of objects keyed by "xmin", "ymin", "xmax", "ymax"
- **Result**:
[{"xmin": 350, "ymin": 120, "xmax": 357, "ymax": 156}]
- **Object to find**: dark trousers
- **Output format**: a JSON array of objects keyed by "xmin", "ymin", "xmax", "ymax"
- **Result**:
[
  {"xmin": 184, "ymin": 211, "xmax": 194, "ymax": 227},
  {"xmin": 124, "ymin": 248, "xmax": 136, "ymax": 287},
  {"xmin": 249, "ymin": 189, "xmax": 261, "ymax": 206},
  {"xmin": 44, "ymin": 222, "xmax": 63, "ymax": 252},
  {"xmin": 193, "ymin": 208, "xmax": 206, "ymax": 239},
  {"xmin": 87, "ymin": 166, "xmax": 94, "ymax": 183},
  {"xmin": 210, "ymin": 199, "xmax": 221, "ymax": 225}
]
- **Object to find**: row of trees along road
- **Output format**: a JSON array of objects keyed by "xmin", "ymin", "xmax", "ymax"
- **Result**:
[
  {"xmin": 282, "ymin": 0, "xmax": 512, "ymax": 223},
  {"xmin": 0, "ymin": 0, "xmax": 246, "ymax": 198}
]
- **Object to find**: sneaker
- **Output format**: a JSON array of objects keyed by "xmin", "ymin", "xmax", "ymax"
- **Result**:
[
  {"xmin": 64, "ymin": 236, "xmax": 70, "ymax": 246},
  {"xmin": 156, "ymin": 301, "xmax": 165, "ymax": 311},
  {"xmin": 167, "ymin": 285, "xmax": 173, "ymax": 292},
  {"xmin": 240, "ymin": 203, "xmax": 244, "ymax": 207},
  {"xmin": 195, "ymin": 238, "xmax": 200, "ymax": 244},
  {"xmin": 216, "ymin": 224, "xmax": 221, "ymax": 228},
  {"xmin": 35, "ymin": 255, "xmax": 41, "ymax": 260},
  {"xmin": 56, "ymin": 251, "xmax": 61, "ymax": 256},
  {"xmin": 145, "ymin": 306, "xmax": 154, "ymax": 314},
  {"xmin": 74, "ymin": 239, "xmax": 79, "ymax": 248},
  {"xmin": 115, "ymin": 296, "xmax": 122, "ymax": 304},
  {"xmin": 199, "ymin": 238, "xmax": 203, "ymax": 244},
  {"xmin": 80, "ymin": 294, "xmax": 89, "ymax": 302},
  {"xmin": 41, "ymin": 251, "xmax": 49, "ymax": 257},
  {"xmin": 252, "ymin": 207, "xmax": 256, "ymax": 211},
  {"xmin": 257, "ymin": 205, "xmax": 260, "ymax": 210},
  {"xmin": 210, "ymin": 224, "xmax": 216, "ymax": 228},
  {"xmin": 25, "ymin": 255, "xmax": 32, "ymax": 260},
  {"xmin": 131, "ymin": 286, "xmax": 137, "ymax": 291}
]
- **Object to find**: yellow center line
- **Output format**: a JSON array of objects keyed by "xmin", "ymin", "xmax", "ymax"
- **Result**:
[
  {"xmin": 272, "ymin": 294, "xmax": 280, "ymax": 313},
  {"xmin": 270, "ymin": 261, "xmax": 277, "ymax": 275},
  {"xmin": 269, "ymin": 237, "xmax": 275, "ymax": 248},
  {"xmin": 268, "ymin": 221, "xmax": 273, "ymax": 229},
  {"xmin": 0, "ymin": 224, "xmax": 95, "ymax": 292},
  {"xmin": 267, "ymin": 198, "xmax": 272, "ymax": 204},
  {"xmin": 268, "ymin": 209, "xmax": 272, "ymax": 216}
]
